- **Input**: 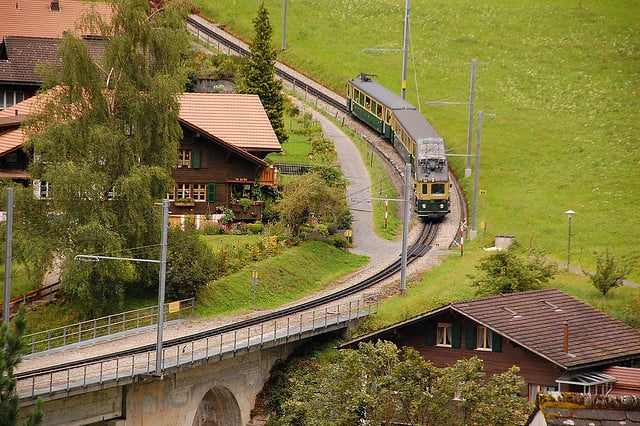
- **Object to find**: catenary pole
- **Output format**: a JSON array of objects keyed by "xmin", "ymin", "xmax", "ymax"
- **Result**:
[
  {"xmin": 471, "ymin": 111, "xmax": 483, "ymax": 236},
  {"xmin": 4, "ymin": 188, "xmax": 13, "ymax": 323},
  {"xmin": 155, "ymin": 199, "xmax": 169, "ymax": 375},
  {"xmin": 465, "ymin": 59, "xmax": 477, "ymax": 178},
  {"xmin": 400, "ymin": 163, "xmax": 411, "ymax": 296},
  {"xmin": 401, "ymin": 0, "xmax": 410, "ymax": 99}
]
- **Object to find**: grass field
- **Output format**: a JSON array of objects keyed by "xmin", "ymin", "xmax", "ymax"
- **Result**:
[{"xmin": 195, "ymin": 0, "xmax": 640, "ymax": 281}]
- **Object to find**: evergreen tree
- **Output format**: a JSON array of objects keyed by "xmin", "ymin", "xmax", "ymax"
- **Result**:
[
  {"xmin": 0, "ymin": 306, "xmax": 44, "ymax": 425},
  {"xmin": 236, "ymin": 2, "xmax": 288, "ymax": 143},
  {"xmin": 18, "ymin": 0, "xmax": 192, "ymax": 317}
]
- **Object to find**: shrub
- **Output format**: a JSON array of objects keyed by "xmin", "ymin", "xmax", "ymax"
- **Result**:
[{"xmin": 248, "ymin": 222, "xmax": 264, "ymax": 234}]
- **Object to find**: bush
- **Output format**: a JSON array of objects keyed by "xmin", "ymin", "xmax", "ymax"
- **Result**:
[{"xmin": 248, "ymin": 222, "xmax": 264, "ymax": 234}]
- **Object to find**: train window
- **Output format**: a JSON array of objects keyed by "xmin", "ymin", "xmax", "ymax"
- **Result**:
[
  {"xmin": 371, "ymin": 100, "xmax": 378, "ymax": 114},
  {"xmin": 376, "ymin": 104, "xmax": 383, "ymax": 118},
  {"xmin": 421, "ymin": 183, "xmax": 428, "ymax": 195},
  {"xmin": 432, "ymin": 183, "xmax": 445, "ymax": 194},
  {"xmin": 365, "ymin": 96, "xmax": 371, "ymax": 109}
]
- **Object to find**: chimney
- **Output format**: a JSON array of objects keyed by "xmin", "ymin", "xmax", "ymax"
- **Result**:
[
  {"xmin": 15, "ymin": 2, "xmax": 19, "ymax": 10},
  {"xmin": 50, "ymin": 0, "xmax": 60, "ymax": 12},
  {"xmin": 563, "ymin": 320, "xmax": 569, "ymax": 353}
]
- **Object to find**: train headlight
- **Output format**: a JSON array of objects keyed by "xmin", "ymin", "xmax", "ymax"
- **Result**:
[
  {"xmin": 421, "ymin": 203, "xmax": 426, "ymax": 209},
  {"xmin": 439, "ymin": 204, "xmax": 444, "ymax": 209}
]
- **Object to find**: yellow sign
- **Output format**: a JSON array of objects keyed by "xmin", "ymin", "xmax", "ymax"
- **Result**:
[
  {"xmin": 344, "ymin": 229, "xmax": 353, "ymax": 237},
  {"xmin": 168, "ymin": 301, "xmax": 180, "ymax": 314},
  {"xmin": 479, "ymin": 189, "xmax": 487, "ymax": 195}
]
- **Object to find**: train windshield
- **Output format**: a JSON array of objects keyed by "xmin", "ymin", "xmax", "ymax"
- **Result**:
[{"xmin": 431, "ymin": 183, "xmax": 445, "ymax": 195}]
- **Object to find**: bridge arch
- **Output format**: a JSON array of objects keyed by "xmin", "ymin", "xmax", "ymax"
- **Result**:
[{"xmin": 191, "ymin": 385, "xmax": 241, "ymax": 426}]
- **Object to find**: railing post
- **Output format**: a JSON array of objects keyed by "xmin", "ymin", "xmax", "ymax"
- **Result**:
[{"xmin": 93, "ymin": 318, "xmax": 97, "ymax": 339}]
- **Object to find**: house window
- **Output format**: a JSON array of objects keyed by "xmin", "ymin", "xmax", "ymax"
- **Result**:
[
  {"xmin": 1, "ymin": 90, "xmax": 24, "ymax": 110},
  {"xmin": 176, "ymin": 183, "xmax": 191, "ymax": 199},
  {"xmin": 178, "ymin": 149, "xmax": 191, "ymax": 168},
  {"xmin": 33, "ymin": 180, "xmax": 51, "ymax": 200},
  {"xmin": 476, "ymin": 326, "xmax": 493, "ymax": 350},
  {"xmin": 192, "ymin": 184, "xmax": 206, "ymax": 201},
  {"xmin": 6, "ymin": 153, "xmax": 17, "ymax": 166},
  {"xmin": 437, "ymin": 322, "xmax": 452, "ymax": 347},
  {"xmin": 529, "ymin": 384, "xmax": 557, "ymax": 402},
  {"xmin": 174, "ymin": 183, "xmax": 206, "ymax": 201}
]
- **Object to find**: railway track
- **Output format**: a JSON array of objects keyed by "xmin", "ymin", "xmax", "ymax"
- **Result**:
[{"xmin": 17, "ymin": 17, "xmax": 462, "ymax": 378}]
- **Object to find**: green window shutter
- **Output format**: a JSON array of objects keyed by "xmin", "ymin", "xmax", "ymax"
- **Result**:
[
  {"xmin": 192, "ymin": 149, "xmax": 201, "ymax": 169},
  {"xmin": 491, "ymin": 332, "xmax": 502, "ymax": 352},
  {"xmin": 425, "ymin": 321, "xmax": 435, "ymax": 346},
  {"xmin": 452, "ymin": 324, "xmax": 462, "ymax": 349},
  {"xmin": 465, "ymin": 324, "xmax": 476, "ymax": 349},
  {"xmin": 207, "ymin": 183, "xmax": 216, "ymax": 202}
]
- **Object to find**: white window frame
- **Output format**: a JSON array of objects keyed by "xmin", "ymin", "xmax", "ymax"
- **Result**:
[
  {"xmin": 476, "ymin": 326, "xmax": 493, "ymax": 351},
  {"xmin": 436, "ymin": 322, "xmax": 452, "ymax": 347}
]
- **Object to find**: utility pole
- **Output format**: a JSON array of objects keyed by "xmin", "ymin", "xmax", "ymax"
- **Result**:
[
  {"xmin": 465, "ymin": 59, "xmax": 477, "ymax": 178},
  {"xmin": 4, "ymin": 188, "xmax": 13, "ymax": 324},
  {"xmin": 281, "ymin": 0, "xmax": 287, "ymax": 51},
  {"xmin": 470, "ymin": 111, "xmax": 483, "ymax": 239},
  {"xmin": 400, "ymin": 163, "xmax": 411, "ymax": 296},
  {"xmin": 401, "ymin": 0, "xmax": 410, "ymax": 99}
]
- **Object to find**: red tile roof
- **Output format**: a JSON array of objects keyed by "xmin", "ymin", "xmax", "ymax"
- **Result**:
[
  {"xmin": 0, "ymin": 92, "xmax": 282, "ymax": 159},
  {"xmin": 602, "ymin": 366, "xmax": 640, "ymax": 396},
  {"xmin": 0, "ymin": 96, "xmax": 42, "ymax": 156},
  {"xmin": 1, "ymin": 0, "xmax": 112, "ymax": 39},
  {"xmin": 178, "ymin": 93, "xmax": 282, "ymax": 154}
]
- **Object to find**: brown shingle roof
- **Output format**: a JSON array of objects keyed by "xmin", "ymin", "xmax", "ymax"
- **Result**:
[
  {"xmin": 178, "ymin": 93, "xmax": 282, "ymax": 154},
  {"xmin": 0, "ymin": 36, "xmax": 105, "ymax": 85},
  {"xmin": 449, "ymin": 288, "xmax": 640, "ymax": 370},
  {"xmin": 1, "ymin": 0, "xmax": 112, "ymax": 39}
]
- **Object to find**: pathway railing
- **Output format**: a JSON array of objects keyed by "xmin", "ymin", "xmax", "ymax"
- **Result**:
[
  {"xmin": 22, "ymin": 298, "xmax": 195, "ymax": 356},
  {"xmin": 17, "ymin": 297, "xmax": 377, "ymax": 399}
]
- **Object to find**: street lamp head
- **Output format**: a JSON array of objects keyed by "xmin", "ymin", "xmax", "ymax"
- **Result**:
[{"xmin": 565, "ymin": 209, "xmax": 575, "ymax": 218}]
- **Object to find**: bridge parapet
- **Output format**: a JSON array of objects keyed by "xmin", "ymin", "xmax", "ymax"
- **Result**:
[{"xmin": 16, "ymin": 297, "xmax": 377, "ymax": 401}]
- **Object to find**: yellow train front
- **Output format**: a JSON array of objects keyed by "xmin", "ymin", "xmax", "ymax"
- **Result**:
[{"xmin": 413, "ymin": 138, "xmax": 450, "ymax": 220}]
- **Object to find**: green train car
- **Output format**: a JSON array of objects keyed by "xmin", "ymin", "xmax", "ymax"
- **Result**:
[{"xmin": 346, "ymin": 73, "xmax": 450, "ymax": 220}]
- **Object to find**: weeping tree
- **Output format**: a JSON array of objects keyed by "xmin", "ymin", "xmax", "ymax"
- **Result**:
[
  {"xmin": 18, "ymin": 0, "xmax": 192, "ymax": 317},
  {"xmin": 235, "ymin": 1, "xmax": 287, "ymax": 143}
]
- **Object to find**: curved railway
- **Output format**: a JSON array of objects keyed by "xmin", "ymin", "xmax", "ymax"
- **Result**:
[{"xmin": 17, "ymin": 16, "xmax": 467, "ymax": 379}]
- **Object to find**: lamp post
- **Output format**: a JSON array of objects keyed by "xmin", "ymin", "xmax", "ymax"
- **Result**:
[
  {"xmin": 75, "ymin": 199, "xmax": 169, "ymax": 376},
  {"xmin": 565, "ymin": 210, "xmax": 574, "ymax": 270}
]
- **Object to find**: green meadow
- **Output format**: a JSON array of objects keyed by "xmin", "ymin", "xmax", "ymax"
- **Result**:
[{"xmin": 196, "ymin": 0, "xmax": 640, "ymax": 280}]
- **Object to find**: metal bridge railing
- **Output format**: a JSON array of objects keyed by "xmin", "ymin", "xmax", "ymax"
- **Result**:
[
  {"xmin": 22, "ymin": 298, "xmax": 195, "ymax": 356},
  {"xmin": 17, "ymin": 297, "xmax": 377, "ymax": 399}
]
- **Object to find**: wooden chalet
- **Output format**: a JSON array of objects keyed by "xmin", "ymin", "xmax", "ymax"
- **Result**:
[
  {"xmin": 0, "ymin": 92, "xmax": 282, "ymax": 223},
  {"xmin": 172, "ymin": 93, "xmax": 282, "ymax": 223},
  {"xmin": 340, "ymin": 288, "xmax": 640, "ymax": 401}
]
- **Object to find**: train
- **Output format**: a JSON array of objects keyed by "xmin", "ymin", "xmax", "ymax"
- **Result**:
[{"xmin": 346, "ymin": 73, "xmax": 450, "ymax": 220}]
